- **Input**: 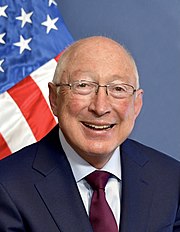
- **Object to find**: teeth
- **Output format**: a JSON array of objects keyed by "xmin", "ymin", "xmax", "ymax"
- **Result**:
[{"xmin": 83, "ymin": 123, "xmax": 112, "ymax": 130}]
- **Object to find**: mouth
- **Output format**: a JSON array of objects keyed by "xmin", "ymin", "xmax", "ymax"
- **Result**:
[{"xmin": 82, "ymin": 122, "xmax": 115, "ymax": 131}]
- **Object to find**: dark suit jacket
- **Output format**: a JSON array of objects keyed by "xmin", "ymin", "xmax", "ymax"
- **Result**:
[{"xmin": 0, "ymin": 125, "xmax": 180, "ymax": 232}]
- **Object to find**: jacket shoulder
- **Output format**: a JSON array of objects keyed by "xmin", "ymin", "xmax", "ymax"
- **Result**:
[
  {"xmin": 122, "ymin": 138, "xmax": 180, "ymax": 169},
  {"xmin": 0, "ymin": 126, "xmax": 60, "ymax": 182}
]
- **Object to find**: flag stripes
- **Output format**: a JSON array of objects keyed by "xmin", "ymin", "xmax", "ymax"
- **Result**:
[
  {"xmin": 0, "ymin": 90, "xmax": 37, "ymax": 156},
  {"xmin": 0, "ymin": 57, "xmax": 58, "ymax": 159}
]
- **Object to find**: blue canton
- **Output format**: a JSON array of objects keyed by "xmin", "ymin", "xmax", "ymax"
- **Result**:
[{"xmin": 0, "ymin": 0, "xmax": 73, "ymax": 93}]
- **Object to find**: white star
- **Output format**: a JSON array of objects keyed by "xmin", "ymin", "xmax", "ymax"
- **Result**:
[
  {"xmin": 41, "ymin": 14, "xmax": 58, "ymax": 34},
  {"xmin": 48, "ymin": 0, "xmax": 57, "ymax": 7},
  {"xmin": 0, "ymin": 59, "xmax": 5, "ymax": 72},
  {"xmin": 0, "ymin": 33, "xmax": 6, "ymax": 44},
  {"xmin": 16, "ymin": 8, "xmax": 33, "ymax": 28},
  {"xmin": 0, "ymin": 5, "xmax": 8, "ymax": 18},
  {"xmin": 13, "ymin": 35, "xmax": 32, "ymax": 54}
]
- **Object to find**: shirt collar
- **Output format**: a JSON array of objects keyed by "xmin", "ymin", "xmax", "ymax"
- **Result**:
[{"xmin": 59, "ymin": 129, "xmax": 121, "ymax": 182}]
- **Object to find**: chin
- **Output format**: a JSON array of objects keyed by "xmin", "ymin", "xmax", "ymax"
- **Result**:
[{"xmin": 83, "ymin": 144, "xmax": 115, "ymax": 157}]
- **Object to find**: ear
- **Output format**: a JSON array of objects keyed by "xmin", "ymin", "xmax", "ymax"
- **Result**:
[
  {"xmin": 134, "ymin": 89, "xmax": 144, "ymax": 119},
  {"xmin": 48, "ymin": 82, "xmax": 58, "ymax": 117}
]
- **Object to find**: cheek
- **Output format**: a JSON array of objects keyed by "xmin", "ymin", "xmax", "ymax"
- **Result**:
[
  {"xmin": 124, "ymin": 102, "xmax": 135, "ymax": 119},
  {"xmin": 57, "ymin": 95, "xmax": 88, "ymax": 120},
  {"xmin": 114, "ymin": 100, "xmax": 135, "ymax": 120}
]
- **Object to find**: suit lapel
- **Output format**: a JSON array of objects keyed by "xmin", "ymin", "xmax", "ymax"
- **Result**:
[
  {"xmin": 32, "ymin": 127, "xmax": 155, "ymax": 232},
  {"xmin": 120, "ymin": 139, "xmax": 155, "ymax": 232},
  {"xmin": 32, "ymin": 126, "xmax": 93, "ymax": 232}
]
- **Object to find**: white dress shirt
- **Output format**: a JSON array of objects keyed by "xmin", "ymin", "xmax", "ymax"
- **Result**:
[{"xmin": 59, "ymin": 130, "xmax": 122, "ymax": 228}]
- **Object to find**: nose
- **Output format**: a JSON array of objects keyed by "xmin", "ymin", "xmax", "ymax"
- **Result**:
[{"xmin": 88, "ymin": 86, "xmax": 111, "ymax": 116}]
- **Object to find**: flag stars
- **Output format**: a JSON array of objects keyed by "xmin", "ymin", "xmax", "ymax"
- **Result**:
[
  {"xmin": 0, "ymin": 5, "xmax": 8, "ymax": 18},
  {"xmin": 0, "ymin": 59, "xmax": 5, "ymax": 72},
  {"xmin": 49, "ymin": 0, "xmax": 57, "ymax": 7},
  {"xmin": 14, "ymin": 35, "xmax": 32, "ymax": 54},
  {"xmin": 41, "ymin": 14, "xmax": 58, "ymax": 34},
  {"xmin": 0, "ymin": 33, "xmax": 6, "ymax": 44},
  {"xmin": 16, "ymin": 8, "xmax": 33, "ymax": 28}
]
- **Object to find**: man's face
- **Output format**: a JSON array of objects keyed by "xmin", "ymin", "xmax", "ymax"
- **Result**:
[{"xmin": 49, "ymin": 38, "xmax": 143, "ymax": 168}]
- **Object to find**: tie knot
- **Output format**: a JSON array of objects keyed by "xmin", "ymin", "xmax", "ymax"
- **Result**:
[{"xmin": 85, "ymin": 170, "xmax": 111, "ymax": 190}]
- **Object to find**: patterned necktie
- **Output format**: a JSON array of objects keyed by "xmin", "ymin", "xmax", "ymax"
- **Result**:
[{"xmin": 85, "ymin": 170, "xmax": 118, "ymax": 232}]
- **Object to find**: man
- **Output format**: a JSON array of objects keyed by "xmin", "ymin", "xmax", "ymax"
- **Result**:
[{"xmin": 0, "ymin": 36, "xmax": 180, "ymax": 232}]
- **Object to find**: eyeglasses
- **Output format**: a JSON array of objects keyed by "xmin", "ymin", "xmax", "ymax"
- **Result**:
[{"xmin": 55, "ymin": 80, "xmax": 137, "ymax": 99}]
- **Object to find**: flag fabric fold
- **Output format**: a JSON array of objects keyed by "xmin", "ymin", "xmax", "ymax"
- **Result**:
[{"xmin": 0, "ymin": 0, "xmax": 74, "ymax": 159}]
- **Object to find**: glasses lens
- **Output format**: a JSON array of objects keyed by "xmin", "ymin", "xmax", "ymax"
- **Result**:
[
  {"xmin": 73, "ymin": 81, "xmax": 95, "ymax": 95},
  {"xmin": 109, "ymin": 84, "xmax": 134, "ymax": 98}
]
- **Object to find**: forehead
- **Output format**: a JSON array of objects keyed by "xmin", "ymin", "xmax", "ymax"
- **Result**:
[{"xmin": 62, "ymin": 38, "xmax": 136, "ymax": 83}]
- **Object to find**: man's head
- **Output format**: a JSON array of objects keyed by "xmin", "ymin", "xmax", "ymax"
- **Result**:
[{"xmin": 49, "ymin": 36, "xmax": 143, "ymax": 168}]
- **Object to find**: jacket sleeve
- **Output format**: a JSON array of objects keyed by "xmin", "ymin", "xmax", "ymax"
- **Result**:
[{"xmin": 0, "ymin": 183, "xmax": 25, "ymax": 231}]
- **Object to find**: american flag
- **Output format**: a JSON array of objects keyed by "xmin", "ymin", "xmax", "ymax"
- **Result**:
[{"xmin": 0, "ymin": 0, "xmax": 73, "ymax": 159}]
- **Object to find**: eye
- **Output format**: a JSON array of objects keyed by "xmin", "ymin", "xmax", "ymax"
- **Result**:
[
  {"xmin": 77, "ymin": 82, "xmax": 90, "ymax": 88},
  {"xmin": 113, "ymin": 85, "xmax": 126, "ymax": 92},
  {"xmin": 73, "ymin": 81, "xmax": 94, "ymax": 93}
]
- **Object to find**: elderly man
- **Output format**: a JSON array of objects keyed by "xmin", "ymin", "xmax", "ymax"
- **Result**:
[{"xmin": 0, "ymin": 36, "xmax": 180, "ymax": 232}]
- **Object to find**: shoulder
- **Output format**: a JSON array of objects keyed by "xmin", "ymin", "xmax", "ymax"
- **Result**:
[
  {"xmin": 0, "ymin": 126, "xmax": 60, "ymax": 182},
  {"xmin": 0, "ymin": 141, "xmax": 38, "ymax": 182},
  {"xmin": 122, "ymin": 138, "xmax": 180, "ymax": 172}
]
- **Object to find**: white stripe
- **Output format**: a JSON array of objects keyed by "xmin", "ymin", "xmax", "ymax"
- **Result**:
[
  {"xmin": 0, "ymin": 91, "xmax": 36, "ymax": 153},
  {"xmin": 30, "ymin": 58, "xmax": 57, "ymax": 108}
]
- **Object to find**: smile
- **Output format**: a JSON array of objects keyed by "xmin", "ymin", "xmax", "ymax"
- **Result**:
[{"xmin": 82, "ymin": 122, "xmax": 115, "ymax": 130}]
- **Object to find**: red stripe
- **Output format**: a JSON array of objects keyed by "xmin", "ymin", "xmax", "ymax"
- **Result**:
[
  {"xmin": 8, "ymin": 76, "xmax": 57, "ymax": 141},
  {"xmin": 0, "ymin": 133, "xmax": 12, "ymax": 160},
  {"xmin": 55, "ymin": 51, "xmax": 63, "ymax": 62}
]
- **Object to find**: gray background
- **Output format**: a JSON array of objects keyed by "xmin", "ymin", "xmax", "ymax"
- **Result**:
[{"xmin": 57, "ymin": 0, "xmax": 180, "ymax": 160}]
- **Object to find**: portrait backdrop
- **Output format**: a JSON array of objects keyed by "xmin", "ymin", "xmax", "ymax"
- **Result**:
[{"xmin": 58, "ymin": 0, "xmax": 180, "ymax": 160}]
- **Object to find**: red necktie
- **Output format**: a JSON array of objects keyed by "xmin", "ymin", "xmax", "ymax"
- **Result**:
[{"xmin": 85, "ymin": 171, "xmax": 118, "ymax": 232}]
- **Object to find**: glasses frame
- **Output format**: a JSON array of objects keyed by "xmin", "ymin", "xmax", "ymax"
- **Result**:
[{"xmin": 54, "ymin": 80, "xmax": 137, "ymax": 99}]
